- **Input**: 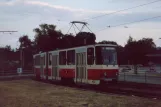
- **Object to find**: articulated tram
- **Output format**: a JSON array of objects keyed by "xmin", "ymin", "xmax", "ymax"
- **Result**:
[{"xmin": 33, "ymin": 44, "xmax": 119, "ymax": 85}]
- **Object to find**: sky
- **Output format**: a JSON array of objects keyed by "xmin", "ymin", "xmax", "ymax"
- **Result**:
[{"xmin": 0, "ymin": 0, "xmax": 161, "ymax": 48}]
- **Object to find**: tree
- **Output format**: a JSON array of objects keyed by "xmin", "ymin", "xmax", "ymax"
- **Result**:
[
  {"xmin": 127, "ymin": 36, "xmax": 134, "ymax": 44},
  {"xmin": 124, "ymin": 37, "xmax": 156, "ymax": 65},
  {"xmin": 0, "ymin": 46, "xmax": 19, "ymax": 71},
  {"xmin": 5, "ymin": 45, "xmax": 11, "ymax": 51},
  {"xmin": 60, "ymin": 33, "xmax": 75, "ymax": 49},
  {"xmin": 98, "ymin": 40, "xmax": 118, "ymax": 45},
  {"xmin": 19, "ymin": 35, "xmax": 32, "ymax": 49},
  {"xmin": 33, "ymin": 24, "xmax": 63, "ymax": 52},
  {"xmin": 74, "ymin": 32, "xmax": 96, "ymax": 46},
  {"xmin": 116, "ymin": 45, "xmax": 126, "ymax": 65},
  {"xmin": 19, "ymin": 35, "xmax": 34, "ymax": 69}
]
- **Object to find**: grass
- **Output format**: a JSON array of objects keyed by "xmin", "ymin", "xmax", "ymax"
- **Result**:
[{"xmin": 0, "ymin": 79, "xmax": 161, "ymax": 107}]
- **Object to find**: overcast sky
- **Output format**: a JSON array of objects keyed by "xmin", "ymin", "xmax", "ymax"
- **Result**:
[{"xmin": 0, "ymin": 0, "xmax": 161, "ymax": 48}]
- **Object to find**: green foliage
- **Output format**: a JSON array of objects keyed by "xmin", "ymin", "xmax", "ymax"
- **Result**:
[
  {"xmin": 33, "ymin": 24, "xmax": 63, "ymax": 52},
  {"xmin": 75, "ymin": 32, "xmax": 96, "ymax": 46},
  {"xmin": 31, "ymin": 24, "xmax": 158, "ymax": 65},
  {"xmin": 98, "ymin": 40, "xmax": 118, "ymax": 45},
  {"xmin": 33, "ymin": 24, "xmax": 96, "ymax": 51},
  {"xmin": 1, "ymin": 23, "xmax": 158, "ymax": 71},
  {"xmin": 124, "ymin": 37, "xmax": 156, "ymax": 65}
]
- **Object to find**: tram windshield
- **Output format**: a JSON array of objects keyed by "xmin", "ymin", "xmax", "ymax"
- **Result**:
[{"xmin": 95, "ymin": 46, "xmax": 117, "ymax": 65}]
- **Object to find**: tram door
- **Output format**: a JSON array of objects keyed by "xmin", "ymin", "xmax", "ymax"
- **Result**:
[
  {"xmin": 52, "ymin": 55, "xmax": 59, "ymax": 80},
  {"xmin": 76, "ymin": 52, "xmax": 87, "ymax": 83},
  {"xmin": 40, "ymin": 54, "xmax": 45, "ymax": 79}
]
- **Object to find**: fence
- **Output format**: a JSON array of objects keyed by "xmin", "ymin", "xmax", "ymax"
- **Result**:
[
  {"xmin": 0, "ymin": 70, "xmax": 34, "ymax": 76},
  {"xmin": 1, "ymin": 67, "xmax": 161, "ymax": 85},
  {"xmin": 119, "ymin": 72, "xmax": 161, "ymax": 85}
]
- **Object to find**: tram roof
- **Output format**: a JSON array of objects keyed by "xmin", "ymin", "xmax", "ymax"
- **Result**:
[
  {"xmin": 33, "ymin": 44, "xmax": 117, "ymax": 56},
  {"xmin": 49, "ymin": 44, "xmax": 117, "ymax": 52}
]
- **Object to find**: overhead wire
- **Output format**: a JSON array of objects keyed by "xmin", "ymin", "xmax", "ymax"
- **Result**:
[
  {"xmin": 49, "ymin": 0, "xmax": 161, "ymax": 33},
  {"xmin": 3, "ymin": 0, "xmax": 160, "ymax": 35},
  {"xmin": 95, "ymin": 15, "xmax": 161, "ymax": 33},
  {"xmin": 63, "ymin": 0, "xmax": 161, "ymax": 34},
  {"xmin": 81, "ymin": 0, "xmax": 161, "ymax": 21}
]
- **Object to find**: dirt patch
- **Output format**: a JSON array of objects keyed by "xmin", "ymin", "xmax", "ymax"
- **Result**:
[{"xmin": 0, "ymin": 79, "xmax": 160, "ymax": 107}]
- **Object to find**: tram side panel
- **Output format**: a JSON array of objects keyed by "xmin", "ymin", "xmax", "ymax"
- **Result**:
[
  {"xmin": 33, "ymin": 44, "xmax": 119, "ymax": 84},
  {"xmin": 48, "ymin": 52, "xmax": 52, "ymax": 80},
  {"xmin": 74, "ymin": 46, "xmax": 108, "ymax": 85},
  {"xmin": 33, "ymin": 54, "xmax": 41, "ymax": 80},
  {"xmin": 86, "ymin": 47, "xmax": 119, "ymax": 85},
  {"xmin": 86, "ymin": 47, "xmax": 101, "ymax": 85},
  {"xmin": 39, "ymin": 53, "xmax": 47, "ymax": 80},
  {"xmin": 51, "ymin": 51, "xmax": 60, "ymax": 81},
  {"xmin": 59, "ymin": 50, "xmax": 75, "ymax": 81},
  {"xmin": 87, "ymin": 66, "xmax": 119, "ymax": 83},
  {"xmin": 74, "ymin": 47, "xmax": 88, "ymax": 84}
]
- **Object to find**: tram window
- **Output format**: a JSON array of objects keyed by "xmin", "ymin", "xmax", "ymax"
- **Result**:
[
  {"xmin": 59, "ymin": 51, "xmax": 66, "ymax": 65},
  {"xmin": 95, "ymin": 46, "xmax": 117, "ymax": 65},
  {"xmin": 49, "ymin": 53, "xmax": 52, "ymax": 65},
  {"xmin": 87, "ymin": 47, "xmax": 94, "ymax": 65},
  {"xmin": 95, "ymin": 46, "xmax": 102, "ymax": 65},
  {"xmin": 35, "ymin": 55, "xmax": 40, "ymax": 66},
  {"xmin": 67, "ymin": 50, "xmax": 75, "ymax": 65}
]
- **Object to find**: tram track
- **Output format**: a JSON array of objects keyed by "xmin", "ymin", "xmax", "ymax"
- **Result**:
[{"xmin": 32, "ymin": 78, "xmax": 161, "ymax": 100}]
